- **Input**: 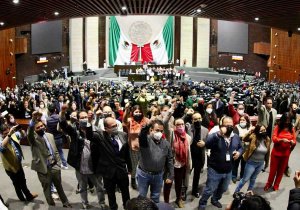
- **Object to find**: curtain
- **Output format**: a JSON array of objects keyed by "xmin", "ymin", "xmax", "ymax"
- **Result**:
[
  {"xmin": 163, "ymin": 16, "xmax": 174, "ymax": 61},
  {"xmin": 141, "ymin": 43, "xmax": 153, "ymax": 62},
  {"xmin": 109, "ymin": 16, "xmax": 120, "ymax": 66},
  {"xmin": 130, "ymin": 44, "xmax": 139, "ymax": 62}
]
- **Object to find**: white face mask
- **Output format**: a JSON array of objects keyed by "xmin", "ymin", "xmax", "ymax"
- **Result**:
[
  {"xmin": 238, "ymin": 110, "xmax": 244, "ymax": 115},
  {"xmin": 161, "ymin": 111, "xmax": 168, "ymax": 117},
  {"xmin": 206, "ymin": 108, "xmax": 213, "ymax": 114},
  {"xmin": 152, "ymin": 132, "xmax": 163, "ymax": 141},
  {"xmin": 239, "ymin": 122, "xmax": 247, "ymax": 128}
]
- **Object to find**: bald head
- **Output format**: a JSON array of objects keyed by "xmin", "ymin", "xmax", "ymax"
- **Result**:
[
  {"xmin": 103, "ymin": 105, "xmax": 113, "ymax": 113},
  {"xmin": 104, "ymin": 117, "xmax": 118, "ymax": 135}
]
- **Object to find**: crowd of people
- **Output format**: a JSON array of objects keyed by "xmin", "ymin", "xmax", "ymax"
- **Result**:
[{"xmin": 0, "ymin": 77, "xmax": 300, "ymax": 210}]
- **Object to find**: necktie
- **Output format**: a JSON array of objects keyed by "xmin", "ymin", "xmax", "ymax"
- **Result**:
[{"xmin": 111, "ymin": 136, "xmax": 119, "ymax": 155}]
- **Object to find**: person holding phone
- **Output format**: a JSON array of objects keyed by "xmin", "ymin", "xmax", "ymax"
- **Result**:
[
  {"xmin": 198, "ymin": 116, "xmax": 243, "ymax": 210},
  {"xmin": 0, "ymin": 124, "xmax": 38, "ymax": 202}
]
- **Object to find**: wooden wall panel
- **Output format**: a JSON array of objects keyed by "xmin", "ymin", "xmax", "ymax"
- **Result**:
[
  {"xmin": 99, "ymin": 16, "xmax": 106, "ymax": 68},
  {"xmin": 0, "ymin": 28, "xmax": 16, "ymax": 89},
  {"xmin": 269, "ymin": 28, "xmax": 300, "ymax": 82},
  {"xmin": 253, "ymin": 42, "xmax": 270, "ymax": 55},
  {"xmin": 15, "ymin": 37, "xmax": 28, "ymax": 54}
]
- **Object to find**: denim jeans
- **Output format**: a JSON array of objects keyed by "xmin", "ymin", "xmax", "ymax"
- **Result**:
[
  {"xmin": 136, "ymin": 167, "xmax": 163, "ymax": 203},
  {"xmin": 235, "ymin": 160, "xmax": 264, "ymax": 192},
  {"xmin": 199, "ymin": 167, "xmax": 231, "ymax": 207},
  {"xmin": 55, "ymin": 138, "xmax": 67, "ymax": 167},
  {"xmin": 232, "ymin": 156, "xmax": 246, "ymax": 179}
]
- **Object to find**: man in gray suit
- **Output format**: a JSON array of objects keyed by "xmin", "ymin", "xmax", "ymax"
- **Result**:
[
  {"xmin": 186, "ymin": 113, "xmax": 208, "ymax": 198},
  {"xmin": 27, "ymin": 111, "xmax": 71, "ymax": 207},
  {"xmin": 257, "ymin": 91, "xmax": 277, "ymax": 139}
]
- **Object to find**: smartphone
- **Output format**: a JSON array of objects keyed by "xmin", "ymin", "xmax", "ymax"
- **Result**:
[{"xmin": 1, "ymin": 110, "xmax": 8, "ymax": 117}]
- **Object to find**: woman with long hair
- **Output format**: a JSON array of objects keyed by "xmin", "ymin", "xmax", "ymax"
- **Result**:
[
  {"xmin": 232, "ymin": 115, "xmax": 252, "ymax": 183},
  {"xmin": 123, "ymin": 104, "xmax": 149, "ymax": 190},
  {"xmin": 5, "ymin": 113, "xmax": 18, "ymax": 128},
  {"xmin": 202, "ymin": 103, "xmax": 218, "ymax": 131},
  {"xmin": 264, "ymin": 112, "xmax": 296, "ymax": 191},
  {"xmin": 234, "ymin": 124, "xmax": 271, "ymax": 193}
]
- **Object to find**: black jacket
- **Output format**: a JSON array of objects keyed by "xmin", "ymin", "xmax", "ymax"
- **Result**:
[
  {"xmin": 59, "ymin": 119, "xmax": 85, "ymax": 170},
  {"xmin": 288, "ymin": 188, "xmax": 300, "ymax": 210},
  {"xmin": 91, "ymin": 130, "xmax": 131, "ymax": 180}
]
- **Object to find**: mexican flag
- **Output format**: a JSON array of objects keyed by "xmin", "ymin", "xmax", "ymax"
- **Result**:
[{"xmin": 109, "ymin": 16, "xmax": 173, "ymax": 66}]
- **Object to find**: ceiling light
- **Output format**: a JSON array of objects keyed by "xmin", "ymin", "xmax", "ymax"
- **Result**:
[
  {"xmin": 0, "ymin": 22, "xmax": 4, "ymax": 26},
  {"xmin": 196, "ymin": 9, "xmax": 202, "ymax": 13},
  {"xmin": 54, "ymin": 11, "xmax": 59, "ymax": 16},
  {"xmin": 255, "ymin": 17, "xmax": 259, "ymax": 21},
  {"xmin": 13, "ymin": 0, "xmax": 19, "ymax": 4},
  {"xmin": 121, "ymin": 6, "xmax": 127, "ymax": 11},
  {"xmin": 298, "ymin": 27, "xmax": 300, "ymax": 31}
]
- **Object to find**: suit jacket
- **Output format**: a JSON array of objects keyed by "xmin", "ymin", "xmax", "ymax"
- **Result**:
[
  {"xmin": 91, "ymin": 130, "xmax": 131, "ymax": 180},
  {"xmin": 27, "ymin": 124, "xmax": 61, "ymax": 174},
  {"xmin": 186, "ymin": 124, "xmax": 208, "ymax": 161},
  {"xmin": 257, "ymin": 101, "xmax": 277, "ymax": 136},
  {"xmin": 59, "ymin": 118, "xmax": 85, "ymax": 171}
]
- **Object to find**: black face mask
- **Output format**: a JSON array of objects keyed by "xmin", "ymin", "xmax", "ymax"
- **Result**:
[
  {"xmin": 193, "ymin": 121, "xmax": 201, "ymax": 128},
  {"xmin": 259, "ymin": 131, "xmax": 267, "ymax": 138},
  {"xmin": 225, "ymin": 126, "xmax": 234, "ymax": 136},
  {"xmin": 133, "ymin": 114, "xmax": 143, "ymax": 122},
  {"xmin": 36, "ymin": 128, "xmax": 45, "ymax": 136},
  {"xmin": 103, "ymin": 113, "xmax": 112, "ymax": 118}
]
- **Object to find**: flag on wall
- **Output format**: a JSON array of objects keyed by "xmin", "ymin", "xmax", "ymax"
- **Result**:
[{"xmin": 109, "ymin": 16, "xmax": 173, "ymax": 66}]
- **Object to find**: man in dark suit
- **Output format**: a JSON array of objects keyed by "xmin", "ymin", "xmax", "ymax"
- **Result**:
[
  {"xmin": 27, "ymin": 111, "xmax": 71, "ymax": 207},
  {"xmin": 186, "ymin": 113, "xmax": 208, "ymax": 198},
  {"xmin": 91, "ymin": 117, "xmax": 131, "ymax": 210},
  {"xmin": 59, "ymin": 105, "xmax": 105, "ymax": 209}
]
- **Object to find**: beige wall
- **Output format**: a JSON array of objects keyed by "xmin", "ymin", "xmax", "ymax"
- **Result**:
[
  {"xmin": 180, "ymin": 17, "xmax": 193, "ymax": 67},
  {"xmin": 197, "ymin": 18, "xmax": 210, "ymax": 68},
  {"xmin": 69, "ymin": 18, "xmax": 83, "ymax": 72},
  {"xmin": 85, "ymin": 17, "xmax": 99, "ymax": 69}
]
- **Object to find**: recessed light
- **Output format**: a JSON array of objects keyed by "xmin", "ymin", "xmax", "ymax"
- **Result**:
[
  {"xmin": 13, "ymin": 0, "xmax": 19, "ymax": 4},
  {"xmin": 54, "ymin": 11, "xmax": 59, "ymax": 16},
  {"xmin": 196, "ymin": 9, "xmax": 202, "ymax": 13},
  {"xmin": 121, "ymin": 6, "xmax": 127, "ymax": 11},
  {"xmin": 0, "ymin": 22, "xmax": 4, "ymax": 26},
  {"xmin": 255, "ymin": 17, "xmax": 259, "ymax": 21}
]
